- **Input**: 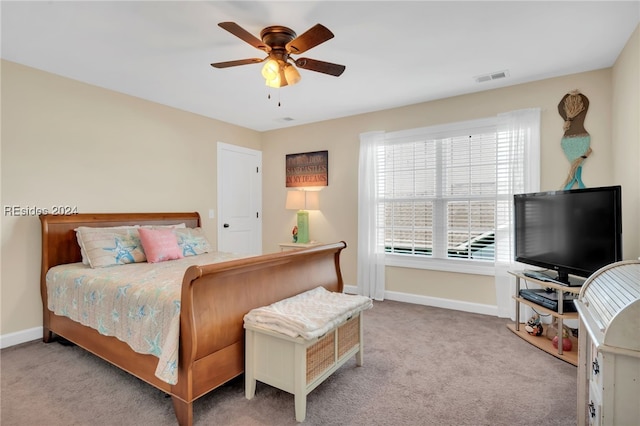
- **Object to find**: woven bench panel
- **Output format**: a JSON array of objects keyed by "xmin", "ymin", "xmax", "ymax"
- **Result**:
[
  {"xmin": 306, "ymin": 332, "xmax": 335, "ymax": 384},
  {"xmin": 337, "ymin": 316, "xmax": 360, "ymax": 358}
]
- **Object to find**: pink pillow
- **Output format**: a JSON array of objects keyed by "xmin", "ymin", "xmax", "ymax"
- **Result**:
[{"xmin": 138, "ymin": 228, "xmax": 183, "ymax": 263}]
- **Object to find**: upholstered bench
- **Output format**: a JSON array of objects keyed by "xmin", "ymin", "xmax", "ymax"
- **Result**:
[{"xmin": 243, "ymin": 287, "xmax": 372, "ymax": 422}]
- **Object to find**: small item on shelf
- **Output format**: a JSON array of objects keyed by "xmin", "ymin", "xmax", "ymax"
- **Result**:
[
  {"xmin": 292, "ymin": 225, "xmax": 298, "ymax": 243},
  {"xmin": 552, "ymin": 326, "xmax": 573, "ymax": 351},
  {"xmin": 552, "ymin": 335, "xmax": 572, "ymax": 351},
  {"xmin": 524, "ymin": 314, "xmax": 543, "ymax": 336},
  {"xmin": 545, "ymin": 318, "xmax": 559, "ymax": 341}
]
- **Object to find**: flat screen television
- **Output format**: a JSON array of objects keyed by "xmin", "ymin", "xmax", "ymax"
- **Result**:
[{"xmin": 514, "ymin": 185, "xmax": 622, "ymax": 286}]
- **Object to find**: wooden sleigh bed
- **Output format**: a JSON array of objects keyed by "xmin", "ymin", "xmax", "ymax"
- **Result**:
[{"xmin": 39, "ymin": 212, "xmax": 346, "ymax": 425}]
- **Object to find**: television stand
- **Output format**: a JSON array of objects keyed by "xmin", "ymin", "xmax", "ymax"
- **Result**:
[
  {"xmin": 507, "ymin": 271, "xmax": 581, "ymax": 366},
  {"xmin": 523, "ymin": 269, "xmax": 585, "ymax": 287}
]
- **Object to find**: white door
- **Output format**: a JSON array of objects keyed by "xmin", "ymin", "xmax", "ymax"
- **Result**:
[{"xmin": 217, "ymin": 142, "xmax": 262, "ymax": 255}]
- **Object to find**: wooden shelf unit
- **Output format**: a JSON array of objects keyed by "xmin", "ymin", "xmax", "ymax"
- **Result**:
[
  {"xmin": 508, "ymin": 271, "xmax": 582, "ymax": 366},
  {"xmin": 506, "ymin": 323, "xmax": 578, "ymax": 365}
]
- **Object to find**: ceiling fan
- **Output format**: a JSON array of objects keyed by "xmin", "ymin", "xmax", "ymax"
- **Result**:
[{"xmin": 211, "ymin": 22, "xmax": 346, "ymax": 88}]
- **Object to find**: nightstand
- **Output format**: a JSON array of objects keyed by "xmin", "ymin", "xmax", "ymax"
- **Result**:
[{"xmin": 279, "ymin": 242, "xmax": 323, "ymax": 252}]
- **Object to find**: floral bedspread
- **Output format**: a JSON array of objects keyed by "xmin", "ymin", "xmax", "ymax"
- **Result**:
[{"xmin": 46, "ymin": 251, "xmax": 243, "ymax": 385}]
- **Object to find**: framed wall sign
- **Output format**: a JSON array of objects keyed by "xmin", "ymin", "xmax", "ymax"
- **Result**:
[{"xmin": 285, "ymin": 150, "xmax": 328, "ymax": 188}]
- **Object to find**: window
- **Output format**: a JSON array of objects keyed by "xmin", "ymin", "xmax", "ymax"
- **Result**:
[
  {"xmin": 358, "ymin": 109, "xmax": 539, "ymax": 299},
  {"xmin": 377, "ymin": 117, "xmax": 506, "ymax": 273}
]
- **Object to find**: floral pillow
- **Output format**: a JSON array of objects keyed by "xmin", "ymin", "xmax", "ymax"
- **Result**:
[
  {"xmin": 174, "ymin": 227, "xmax": 213, "ymax": 257},
  {"xmin": 75, "ymin": 226, "xmax": 146, "ymax": 268}
]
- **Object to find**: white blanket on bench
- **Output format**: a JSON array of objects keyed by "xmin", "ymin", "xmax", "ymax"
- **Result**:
[{"xmin": 243, "ymin": 287, "xmax": 373, "ymax": 340}]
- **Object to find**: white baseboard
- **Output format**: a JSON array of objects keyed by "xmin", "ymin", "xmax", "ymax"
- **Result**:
[
  {"xmin": 2, "ymin": 288, "xmax": 497, "ymax": 349},
  {"xmin": 0, "ymin": 326, "xmax": 42, "ymax": 349},
  {"xmin": 343, "ymin": 284, "xmax": 359, "ymax": 295},
  {"xmin": 344, "ymin": 284, "xmax": 498, "ymax": 317}
]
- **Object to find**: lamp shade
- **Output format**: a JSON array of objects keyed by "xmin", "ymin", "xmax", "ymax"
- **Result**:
[
  {"xmin": 285, "ymin": 190, "xmax": 319, "ymax": 210},
  {"xmin": 261, "ymin": 59, "xmax": 280, "ymax": 80},
  {"xmin": 286, "ymin": 190, "xmax": 305, "ymax": 210},
  {"xmin": 283, "ymin": 63, "xmax": 301, "ymax": 86},
  {"xmin": 304, "ymin": 191, "xmax": 319, "ymax": 210},
  {"xmin": 262, "ymin": 59, "xmax": 301, "ymax": 88}
]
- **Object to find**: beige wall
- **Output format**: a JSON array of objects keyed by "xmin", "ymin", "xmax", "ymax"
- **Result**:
[
  {"xmin": 262, "ymin": 68, "xmax": 617, "ymax": 303},
  {"xmin": 1, "ymin": 60, "xmax": 261, "ymax": 335},
  {"xmin": 2, "ymin": 24, "xmax": 638, "ymax": 338},
  {"xmin": 612, "ymin": 25, "xmax": 640, "ymax": 259},
  {"xmin": 262, "ymin": 25, "xmax": 640, "ymax": 305}
]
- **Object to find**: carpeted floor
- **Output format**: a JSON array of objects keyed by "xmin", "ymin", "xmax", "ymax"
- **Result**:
[{"xmin": 1, "ymin": 300, "xmax": 577, "ymax": 425}]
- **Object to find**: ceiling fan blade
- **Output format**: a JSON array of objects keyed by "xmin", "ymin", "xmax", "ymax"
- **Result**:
[
  {"xmin": 294, "ymin": 58, "xmax": 346, "ymax": 77},
  {"xmin": 218, "ymin": 22, "xmax": 270, "ymax": 52},
  {"xmin": 211, "ymin": 58, "xmax": 265, "ymax": 69},
  {"xmin": 286, "ymin": 24, "xmax": 334, "ymax": 54}
]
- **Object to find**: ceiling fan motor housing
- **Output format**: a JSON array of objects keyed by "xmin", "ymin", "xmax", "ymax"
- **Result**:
[
  {"xmin": 261, "ymin": 26, "xmax": 296, "ymax": 63},
  {"xmin": 260, "ymin": 26, "xmax": 297, "ymax": 48}
]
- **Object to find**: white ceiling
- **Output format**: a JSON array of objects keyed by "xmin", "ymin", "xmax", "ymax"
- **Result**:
[{"xmin": 2, "ymin": 1, "xmax": 638, "ymax": 132}]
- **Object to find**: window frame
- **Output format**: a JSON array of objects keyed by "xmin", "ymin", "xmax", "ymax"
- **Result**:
[{"xmin": 379, "ymin": 117, "xmax": 500, "ymax": 276}]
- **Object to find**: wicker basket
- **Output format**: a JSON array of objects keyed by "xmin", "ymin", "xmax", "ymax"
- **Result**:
[
  {"xmin": 306, "ymin": 331, "xmax": 336, "ymax": 383},
  {"xmin": 305, "ymin": 315, "xmax": 360, "ymax": 383},
  {"xmin": 338, "ymin": 315, "xmax": 360, "ymax": 358}
]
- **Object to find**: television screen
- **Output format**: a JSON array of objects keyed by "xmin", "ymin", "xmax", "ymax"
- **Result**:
[{"xmin": 514, "ymin": 185, "xmax": 622, "ymax": 285}]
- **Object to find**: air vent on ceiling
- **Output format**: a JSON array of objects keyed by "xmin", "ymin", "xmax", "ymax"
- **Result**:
[{"xmin": 475, "ymin": 70, "xmax": 509, "ymax": 83}]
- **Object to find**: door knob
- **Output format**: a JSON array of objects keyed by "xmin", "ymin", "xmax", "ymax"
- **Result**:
[{"xmin": 223, "ymin": 223, "xmax": 230, "ymax": 228}]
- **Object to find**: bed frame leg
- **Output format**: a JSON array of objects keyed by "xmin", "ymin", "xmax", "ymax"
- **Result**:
[
  {"xmin": 43, "ymin": 327, "xmax": 53, "ymax": 343},
  {"xmin": 171, "ymin": 396, "xmax": 193, "ymax": 426}
]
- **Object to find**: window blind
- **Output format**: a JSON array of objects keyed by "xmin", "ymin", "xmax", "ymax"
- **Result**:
[{"xmin": 378, "ymin": 118, "xmax": 499, "ymax": 262}]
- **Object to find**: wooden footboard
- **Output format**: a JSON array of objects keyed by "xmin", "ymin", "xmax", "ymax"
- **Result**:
[{"xmin": 40, "ymin": 213, "xmax": 346, "ymax": 426}]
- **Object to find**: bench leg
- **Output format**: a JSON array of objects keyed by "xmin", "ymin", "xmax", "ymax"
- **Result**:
[
  {"xmin": 294, "ymin": 393, "xmax": 307, "ymax": 422},
  {"xmin": 245, "ymin": 329, "xmax": 256, "ymax": 399},
  {"xmin": 356, "ymin": 313, "xmax": 364, "ymax": 366},
  {"xmin": 245, "ymin": 376, "xmax": 256, "ymax": 400},
  {"xmin": 294, "ymin": 343, "xmax": 307, "ymax": 421}
]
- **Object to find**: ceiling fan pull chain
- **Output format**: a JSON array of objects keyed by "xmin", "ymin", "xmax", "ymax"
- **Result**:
[{"xmin": 265, "ymin": 88, "xmax": 281, "ymax": 106}]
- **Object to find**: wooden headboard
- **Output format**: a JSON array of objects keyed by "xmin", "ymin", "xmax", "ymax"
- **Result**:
[{"xmin": 39, "ymin": 212, "xmax": 201, "ymax": 280}]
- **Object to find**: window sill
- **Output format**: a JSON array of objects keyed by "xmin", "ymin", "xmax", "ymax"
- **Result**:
[{"xmin": 385, "ymin": 254, "xmax": 496, "ymax": 276}]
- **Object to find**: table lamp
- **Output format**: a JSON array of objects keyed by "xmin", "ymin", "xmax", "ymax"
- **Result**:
[{"xmin": 285, "ymin": 190, "xmax": 320, "ymax": 243}]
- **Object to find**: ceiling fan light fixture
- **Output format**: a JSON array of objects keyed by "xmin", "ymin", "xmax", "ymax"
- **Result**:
[
  {"xmin": 262, "ymin": 59, "xmax": 301, "ymax": 88},
  {"xmin": 264, "ymin": 66, "xmax": 286, "ymax": 88},
  {"xmin": 283, "ymin": 63, "xmax": 301, "ymax": 86},
  {"xmin": 265, "ymin": 74, "xmax": 283, "ymax": 88},
  {"xmin": 261, "ymin": 58, "xmax": 280, "ymax": 81}
]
